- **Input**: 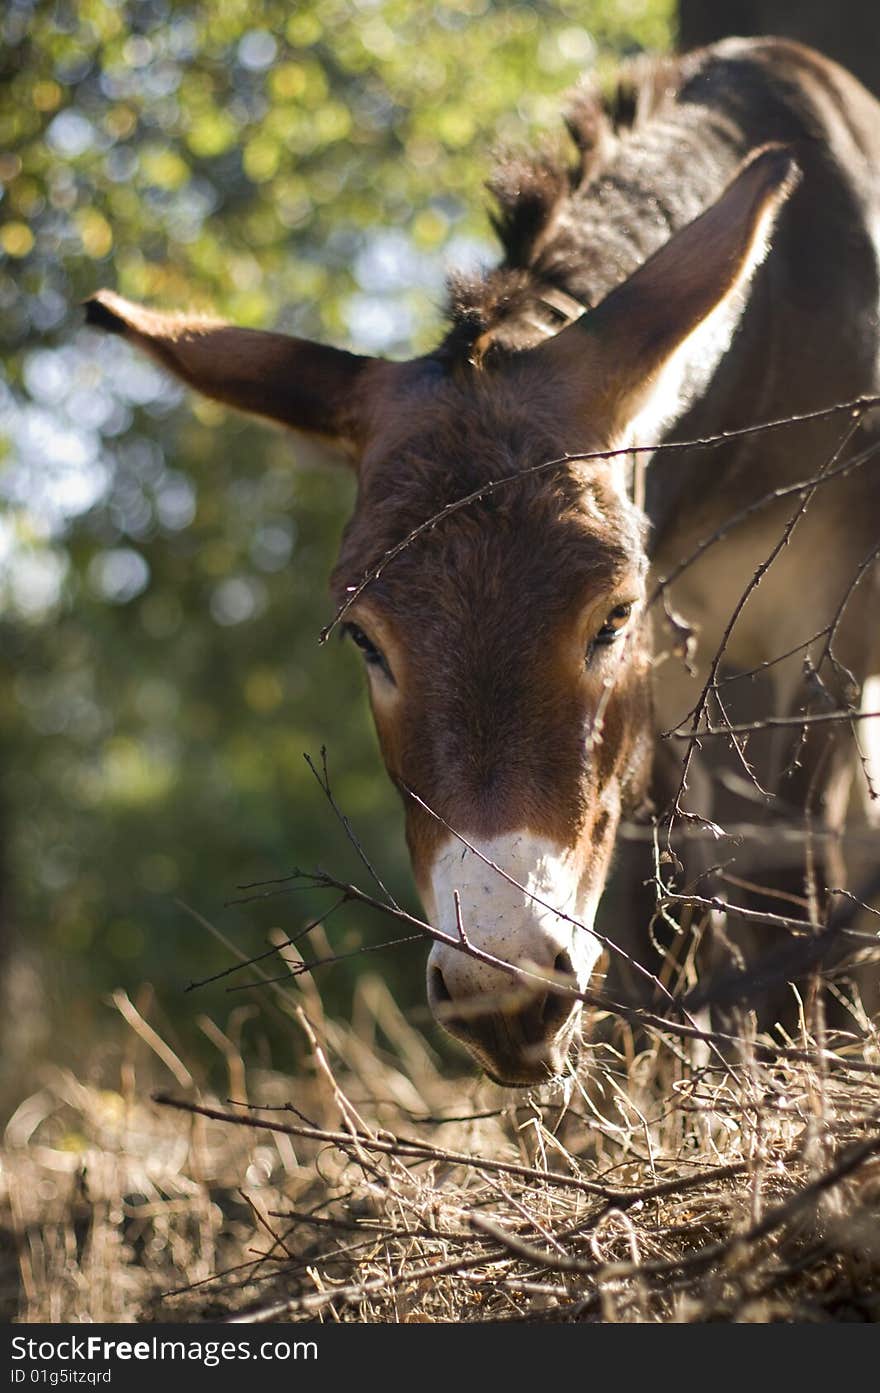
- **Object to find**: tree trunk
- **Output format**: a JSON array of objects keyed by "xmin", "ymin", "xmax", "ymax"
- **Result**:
[{"xmin": 678, "ymin": 0, "xmax": 880, "ymax": 98}]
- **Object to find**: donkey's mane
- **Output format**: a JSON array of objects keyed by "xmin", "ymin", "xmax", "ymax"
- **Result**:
[{"xmin": 441, "ymin": 53, "xmax": 685, "ymax": 363}]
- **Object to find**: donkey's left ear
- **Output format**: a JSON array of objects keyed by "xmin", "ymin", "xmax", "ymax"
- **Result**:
[
  {"xmin": 534, "ymin": 144, "xmax": 800, "ymax": 443},
  {"xmin": 84, "ymin": 290, "xmax": 382, "ymax": 454}
]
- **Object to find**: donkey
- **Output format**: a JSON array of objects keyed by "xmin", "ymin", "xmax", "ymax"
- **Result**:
[{"xmin": 86, "ymin": 37, "xmax": 880, "ymax": 1086}]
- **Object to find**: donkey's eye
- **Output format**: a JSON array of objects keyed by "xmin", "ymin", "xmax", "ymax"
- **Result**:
[
  {"xmin": 343, "ymin": 623, "xmax": 394, "ymax": 682},
  {"xmin": 594, "ymin": 603, "xmax": 633, "ymax": 647}
]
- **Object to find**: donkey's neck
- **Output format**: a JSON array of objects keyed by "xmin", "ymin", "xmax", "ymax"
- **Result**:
[{"xmin": 549, "ymin": 119, "xmax": 748, "ymax": 316}]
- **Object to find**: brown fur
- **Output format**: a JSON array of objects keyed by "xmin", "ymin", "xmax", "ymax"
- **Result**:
[{"xmin": 85, "ymin": 37, "xmax": 880, "ymax": 1076}]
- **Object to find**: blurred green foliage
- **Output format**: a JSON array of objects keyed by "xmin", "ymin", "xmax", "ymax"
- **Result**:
[{"xmin": 0, "ymin": 0, "xmax": 672, "ymax": 1070}]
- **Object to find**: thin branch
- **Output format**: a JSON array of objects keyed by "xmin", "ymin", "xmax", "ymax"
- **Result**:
[
  {"xmin": 305, "ymin": 747, "xmax": 400, "ymax": 908},
  {"xmin": 669, "ymin": 708, "xmax": 880, "ymax": 741}
]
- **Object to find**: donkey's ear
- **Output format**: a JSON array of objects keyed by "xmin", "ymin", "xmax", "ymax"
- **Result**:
[
  {"xmin": 84, "ymin": 290, "xmax": 380, "ymax": 453},
  {"xmin": 536, "ymin": 144, "xmax": 799, "ymax": 442}
]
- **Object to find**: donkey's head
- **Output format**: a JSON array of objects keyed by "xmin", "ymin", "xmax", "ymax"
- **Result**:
[{"xmin": 86, "ymin": 146, "xmax": 795, "ymax": 1084}]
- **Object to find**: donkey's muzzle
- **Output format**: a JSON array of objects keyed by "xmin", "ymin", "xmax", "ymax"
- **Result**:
[
  {"xmin": 427, "ymin": 948, "xmax": 582, "ymax": 1086},
  {"xmin": 423, "ymin": 831, "xmax": 602, "ymax": 1084}
]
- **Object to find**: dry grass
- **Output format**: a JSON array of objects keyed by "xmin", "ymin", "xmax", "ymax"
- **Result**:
[{"xmin": 3, "ymin": 961, "xmax": 880, "ymax": 1325}]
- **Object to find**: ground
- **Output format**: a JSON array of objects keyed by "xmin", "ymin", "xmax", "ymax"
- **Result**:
[{"xmin": 3, "ymin": 965, "xmax": 880, "ymax": 1324}]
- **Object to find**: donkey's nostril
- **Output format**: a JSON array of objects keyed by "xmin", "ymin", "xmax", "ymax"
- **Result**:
[
  {"xmin": 429, "ymin": 964, "xmax": 452, "ymax": 1007},
  {"xmin": 428, "ymin": 963, "xmax": 483, "ymax": 1046},
  {"xmin": 553, "ymin": 949, "xmax": 575, "ymax": 981},
  {"xmin": 538, "ymin": 950, "xmax": 578, "ymax": 1033}
]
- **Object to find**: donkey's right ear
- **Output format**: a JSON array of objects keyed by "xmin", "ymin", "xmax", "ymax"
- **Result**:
[{"xmin": 84, "ymin": 290, "xmax": 382, "ymax": 456}]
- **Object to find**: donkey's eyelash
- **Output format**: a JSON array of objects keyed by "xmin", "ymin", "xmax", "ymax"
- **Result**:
[
  {"xmin": 342, "ymin": 622, "xmax": 395, "ymax": 682},
  {"xmin": 595, "ymin": 602, "xmax": 633, "ymax": 643},
  {"xmin": 586, "ymin": 602, "xmax": 634, "ymax": 662}
]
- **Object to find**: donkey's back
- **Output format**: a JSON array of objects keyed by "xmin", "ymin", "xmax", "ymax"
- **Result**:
[
  {"xmin": 607, "ymin": 39, "xmax": 880, "ymax": 1016},
  {"xmin": 636, "ymin": 38, "xmax": 880, "ymax": 658}
]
